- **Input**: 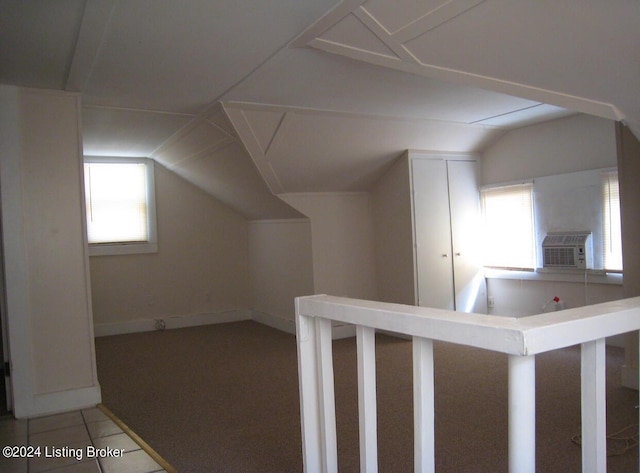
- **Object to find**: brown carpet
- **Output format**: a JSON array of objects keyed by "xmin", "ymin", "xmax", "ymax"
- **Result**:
[{"xmin": 95, "ymin": 321, "xmax": 638, "ymax": 472}]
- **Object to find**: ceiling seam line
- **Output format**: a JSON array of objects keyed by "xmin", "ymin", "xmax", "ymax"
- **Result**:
[{"xmin": 83, "ymin": 104, "xmax": 196, "ymax": 117}]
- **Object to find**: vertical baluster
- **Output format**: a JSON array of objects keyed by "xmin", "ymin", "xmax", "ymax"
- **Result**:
[
  {"xmin": 316, "ymin": 316, "xmax": 338, "ymax": 473},
  {"xmin": 295, "ymin": 307, "xmax": 322, "ymax": 473},
  {"xmin": 581, "ymin": 338, "xmax": 607, "ymax": 473},
  {"xmin": 508, "ymin": 355, "xmax": 536, "ymax": 473},
  {"xmin": 413, "ymin": 336, "xmax": 435, "ymax": 473},
  {"xmin": 295, "ymin": 303, "xmax": 338, "ymax": 473},
  {"xmin": 357, "ymin": 325, "xmax": 378, "ymax": 473}
]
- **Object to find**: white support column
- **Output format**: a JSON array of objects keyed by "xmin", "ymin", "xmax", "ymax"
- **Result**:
[
  {"xmin": 315, "ymin": 316, "xmax": 338, "ymax": 473},
  {"xmin": 357, "ymin": 325, "xmax": 378, "ymax": 473},
  {"xmin": 413, "ymin": 336, "xmax": 435, "ymax": 473},
  {"xmin": 295, "ymin": 302, "xmax": 338, "ymax": 473},
  {"xmin": 508, "ymin": 355, "xmax": 536, "ymax": 473},
  {"xmin": 295, "ymin": 308, "xmax": 322, "ymax": 473},
  {"xmin": 581, "ymin": 338, "xmax": 607, "ymax": 473}
]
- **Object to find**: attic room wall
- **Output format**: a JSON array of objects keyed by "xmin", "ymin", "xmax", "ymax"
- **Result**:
[
  {"xmin": 247, "ymin": 219, "xmax": 315, "ymax": 333},
  {"xmin": 617, "ymin": 123, "xmax": 640, "ymax": 300},
  {"xmin": 371, "ymin": 155, "xmax": 415, "ymax": 305},
  {"xmin": 89, "ymin": 163, "xmax": 252, "ymax": 335},
  {"xmin": 0, "ymin": 86, "xmax": 100, "ymax": 417},
  {"xmin": 616, "ymin": 122, "xmax": 640, "ymax": 388},
  {"xmin": 481, "ymin": 114, "xmax": 622, "ymax": 323},
  {"xmin": 481, "ymin": 114, "xmax": 617, "ymax": 185},
  {"xmin": 280, "ymin": 192, "xmax": 377, "ymax": 303}
]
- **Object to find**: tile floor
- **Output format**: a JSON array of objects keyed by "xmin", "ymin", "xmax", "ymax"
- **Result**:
[{"xmin": 0, "ymin": 407, "xmax": 171, "ymax": 473}]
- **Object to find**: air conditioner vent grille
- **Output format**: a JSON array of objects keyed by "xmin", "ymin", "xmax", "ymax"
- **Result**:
[
  {"xmin": 542, "ymin": 232, "xmax": 592, "ymax": 269},
  {"xmin": 542, "ymin": 233, "xmax": 589, "ymax": 246},
  {"xmin": 544, "ymin": 247, "xmax": 577, "ymax": 267}
]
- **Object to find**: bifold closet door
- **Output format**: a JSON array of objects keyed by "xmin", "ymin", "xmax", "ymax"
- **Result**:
[
  {"xmin": 411, "ymin": 159, "xmax": 455, "ymax": 310},
  {"xmin": 447, "ymin": 160, "xmax": 487, "ymax": 313}
]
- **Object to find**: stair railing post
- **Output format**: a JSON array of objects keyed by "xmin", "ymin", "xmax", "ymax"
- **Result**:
[{"xmin": 508, "ymin": 354, "xmax": 536, "ymax": 473}]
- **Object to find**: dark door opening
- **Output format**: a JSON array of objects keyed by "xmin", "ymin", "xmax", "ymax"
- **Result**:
[{"xmin": 0, "ymin": 202, "xmax": 11, "ymax": 416}]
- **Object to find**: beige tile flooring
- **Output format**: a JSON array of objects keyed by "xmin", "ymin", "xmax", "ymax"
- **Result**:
[{"xmin": 0, "ymin": 406, "xmax": 174, "ymax": 473}]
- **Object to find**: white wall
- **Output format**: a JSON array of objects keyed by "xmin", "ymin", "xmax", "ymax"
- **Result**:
[
  {"xmin": 481, "ymin": 114, "xmax": 617, "ymax": 185},
  {"xmin": 0, "ymin": 86, "xmax": 100, "ymax": 417},
  {"xmin": 89, "ymin": 163, "xmax": 252, "ymax": 335},
  {"xmin": 532, "ymin": 169, "xmax": 607, "ymax": 269},
  {"xmin": 616, "ymin": 123, "xmax": 640, "ymax": 387},
  {"xmin": 487, "ymin": 276, "xmax": 623, "ymax": 318},
  {"xmin": 248, "ymin": 219, "xmax": 315, "ymax": 332},
  {"xmin": 617, "ymin": 123, "xmax": 640, "ymax": 298},
  {"xmin": 481, "ymin": 113, "xmax": 622, "ymax": 326},
  {"xmin": 280, "ymin": 192, "xmax": 378, "ymax": 301},
  {"xmin": 371, "ymin": 155, "xmax": 415, "ymax": 305}
]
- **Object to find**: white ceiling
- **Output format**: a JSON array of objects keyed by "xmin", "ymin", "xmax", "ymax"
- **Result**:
[{"xmin": 2, "ymin": 0, "xmax": 637, "ymax": 219}]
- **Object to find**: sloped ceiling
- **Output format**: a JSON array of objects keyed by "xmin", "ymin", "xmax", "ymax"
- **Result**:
[
  {"xmin": 224, "ymin": 102, "xmax": 508, "ymax": 193},
  {"xmin": 151, "ymin": 105, "xmax": 302, "ymax": 220},
  {"xmin": 1, "ymin": 0, "xmax": 637, "ymax": 219},
  {"xmin": 295, "ymin": 0, "xmax": 638, "ymax": 129}
]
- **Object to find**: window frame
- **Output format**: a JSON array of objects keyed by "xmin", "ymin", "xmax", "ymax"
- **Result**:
[
  {"xmin": 84, "ymin": 156, "xmax": 158, "ymax": 256},
  {"xmin": 480, "ymin": 180, "xmax": 536, "ymax": 271},
  {"xmin": 601, "ymin": 168, "xmax": 623, "ymax": 272}
]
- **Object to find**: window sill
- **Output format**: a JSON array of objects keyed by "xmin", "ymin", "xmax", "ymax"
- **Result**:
[
  {"xmin": 88, "ymin": 242, "xmax": 158, "ymax": 257},
  {"xmin": 484, "ymin": 267, "xmax": 623, "ymax": 285}
]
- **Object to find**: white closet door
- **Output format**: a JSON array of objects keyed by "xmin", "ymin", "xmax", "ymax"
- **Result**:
[
  {"xmin": 447, "ymin": 160, "xmax": 487, "ymax": 313},
  {"xmin": 411, "ymin": 159, "xmax": 455, "ymax": 310}
]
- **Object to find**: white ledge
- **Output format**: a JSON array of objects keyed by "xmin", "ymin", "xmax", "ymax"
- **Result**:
[
  {"xmin": 296, "ymin": 295, "xmax": 640, "ymax": 356},
  {"xmin": 484, "ymin": 268, "xmax": 623, "ymax": 285}
]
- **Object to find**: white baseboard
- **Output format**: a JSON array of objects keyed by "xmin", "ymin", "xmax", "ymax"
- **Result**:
[
  {"xmin": 94, "ymin": 309, "xmax": 356, "ymax": 340},
  {"xmin": 250, "ymin": 310, "xmax": 296, "ymax": 334},
  {"xmin": 14, "ymin": 385, "xmax": 102, "ymax": 419},
  {"xmin": 332, "ymin": 323, "xmax": 356, "ymax": 339},
  {"xmin": 94, "ymin": 310, "xmax": 252, "ymax": 337},
  {"xmin": 250, "ymin": 310, "xmax": 356, "ymax": 339}
]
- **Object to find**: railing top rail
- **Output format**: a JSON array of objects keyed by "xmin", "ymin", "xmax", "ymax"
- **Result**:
[{"xmin": 296, "ymin": 295, "xmax": 640, "ymax": 355}]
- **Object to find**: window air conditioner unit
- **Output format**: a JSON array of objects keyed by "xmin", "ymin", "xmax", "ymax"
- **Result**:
[{"xmin": 542, "ymin": 232, "xmax": 592, "ymax": 269}]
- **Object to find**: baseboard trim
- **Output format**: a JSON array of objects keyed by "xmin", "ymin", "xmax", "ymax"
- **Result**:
[
  {"xmin": 94, "ymin": 309, "xmax": 357, "ymax": 340},
  {"xmin": 15, "ymin": 385, "xmax": 103, "ymax": 419},
  {"xmin": 94, "ymin": 310, "xmax": 252, "ymax": 337},
  {"xmin": 332, "ymin": 323, "xmax": 356, "ymax": 339},
  {"xmin": 250, "ymin": 310, "xmax": 356, "ymax": 339},
  {"xmin": 251, "ymin": 310, "xmax": 296, "ymax": 334}
]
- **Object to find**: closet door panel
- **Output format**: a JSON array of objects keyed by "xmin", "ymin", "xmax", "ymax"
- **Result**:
[
  {"xmin": 447, "ymin": 160, "xmax": 487, "ymax": 313},
  {"xmin": 411, "ymin": 159, "xmax": 455, "ymax": 310}
]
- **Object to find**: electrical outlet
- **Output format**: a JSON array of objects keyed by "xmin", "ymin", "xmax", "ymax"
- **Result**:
[{"xmin": 487, "ymin": 296, "xmax": 495, "ymax": 308}]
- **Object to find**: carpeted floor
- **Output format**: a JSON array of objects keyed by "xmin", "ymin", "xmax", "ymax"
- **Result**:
[{"xmin": 95, "ymin": 321, "xmax": 638, "ymax": 472}]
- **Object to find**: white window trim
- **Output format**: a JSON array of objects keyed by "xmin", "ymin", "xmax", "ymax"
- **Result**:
[
  {"xmin": 84, "ymin": 156, "xmax": 158, "ymax": 256},
  {"xmin": 601, "ymin": 168, "xmax": 623, "ymax": 272},
  {"xmin": 479, "ymin": 178, "xmax": 534, "ymax": 191},
  {"xmin": 481, "ymin": 169, "xmax": 624, "ymax": 279},
  {"xmin": 480, "ymin": 180, "xmax": 536, "ymax": 270}
]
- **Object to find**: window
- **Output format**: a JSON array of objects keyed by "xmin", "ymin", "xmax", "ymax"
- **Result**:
[
  {"xmin": 481, "ymin": 182, "xmax": 536, "ymax": 270},
  {"xmin": 602, "ymin": 170, "xmax": 623, "ymax": 271},
  {"xmin": 84, "ymin": 157, "xmax": 157, "ymax": 256}
]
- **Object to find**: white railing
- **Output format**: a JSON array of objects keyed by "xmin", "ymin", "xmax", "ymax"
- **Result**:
[{"xmin": 295, "ymin": 294, "xmax": 640, "ymax": 473}]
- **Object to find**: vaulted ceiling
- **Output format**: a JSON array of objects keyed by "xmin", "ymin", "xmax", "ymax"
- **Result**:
[{"xmin": 2, "ymin": 0, "xmax": 637, "ymax": 219}]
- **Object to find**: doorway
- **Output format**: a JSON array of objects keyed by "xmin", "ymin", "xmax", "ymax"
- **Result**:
[{"xmin": 0, "ymin": 207, "xmax": 11, "ymax": 416}]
